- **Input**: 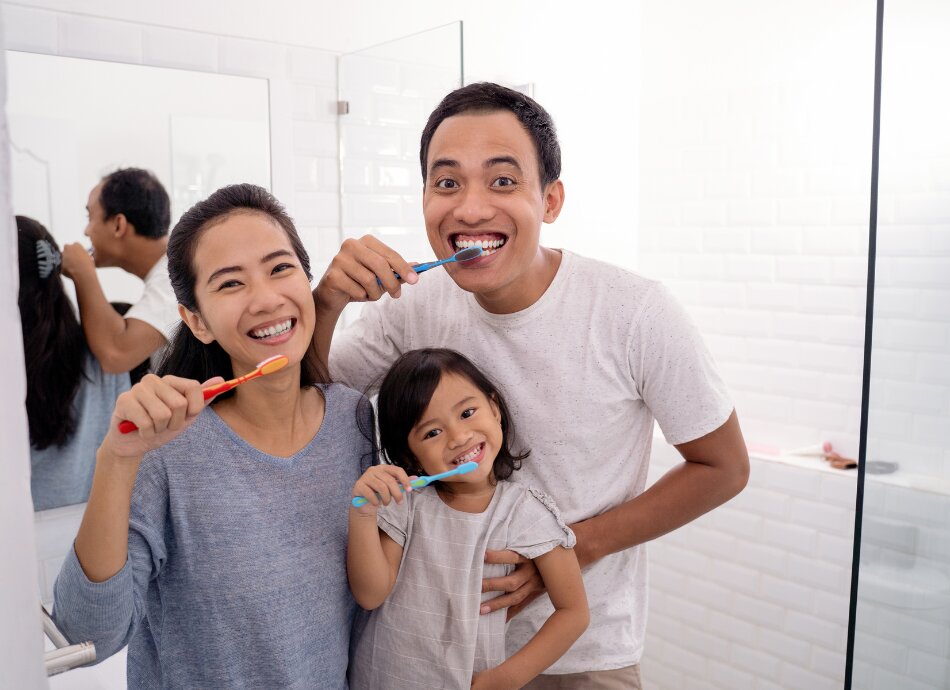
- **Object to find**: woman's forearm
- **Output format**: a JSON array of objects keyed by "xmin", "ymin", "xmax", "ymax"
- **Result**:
[{"xmin": 73, "ymin": 447, "xmax": 141, "ymax": 582}]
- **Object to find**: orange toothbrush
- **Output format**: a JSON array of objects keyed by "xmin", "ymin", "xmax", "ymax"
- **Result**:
[{"xmin": 118, "ymin": 354, "xmax": 289, "ymax": 434}]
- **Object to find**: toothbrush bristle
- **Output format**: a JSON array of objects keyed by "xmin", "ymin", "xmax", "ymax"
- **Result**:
[{"xmin": 456, "ymin": 246, "xmax": 483, "ymax": 261}]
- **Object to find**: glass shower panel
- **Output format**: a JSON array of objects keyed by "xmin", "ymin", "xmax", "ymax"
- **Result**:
[
  {"xmin": 337, "ymin": 22, "xmax": 463, "ymax": 280},
  {"xmin": 852, "ymin": 1, "xmax": 950, "ymax": 688}
]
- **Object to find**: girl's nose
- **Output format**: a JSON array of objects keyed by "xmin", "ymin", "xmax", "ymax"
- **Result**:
[{"xmin": 446, "ymin": 425, "xmax": 474, "ymax": 449}]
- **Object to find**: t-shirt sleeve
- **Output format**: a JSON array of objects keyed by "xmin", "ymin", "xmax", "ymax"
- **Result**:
[
  {"xmin": 51, "ymin": 453, "xmax": 170, "ymax": 662},
  {"xmin": 125, "ymin": 261, "xmax": 180, "ymax": 341},
  {"xmin": 329, "ymin": 300, "xmax": 407, "ymax": 396},
  {"xmin": 507, "ymin": 488, "xmax": 576, "ymax": 561},
  {"xmin": 375, "ymin": 490, "xmax": 412, "ymax": 547},
  {"xmin": 631, "ymin": 283, "xmax": 734, "ymax": 446}
]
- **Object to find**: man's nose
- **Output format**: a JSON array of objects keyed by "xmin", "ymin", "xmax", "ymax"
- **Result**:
[{"xmin": 452, "ymin": 187, "xmax": 495, "ymax": 225}]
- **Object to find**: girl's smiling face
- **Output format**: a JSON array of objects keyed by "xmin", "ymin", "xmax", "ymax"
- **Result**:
[
  {"xmin": 180, "ymin": 211, "xmax": 315, "ymax": 376},
  {"xmin": 407, "ymin": 372, "xmax": 504, "ymax": 490}
]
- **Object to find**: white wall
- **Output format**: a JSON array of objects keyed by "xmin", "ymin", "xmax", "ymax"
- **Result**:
[
  {"xmin": 0, "ymin": 25, "xmax": 49, "ymax": 690},
  {"xmin": 639, "ymin": 0, "xmax": 876, "ymax": 459}
]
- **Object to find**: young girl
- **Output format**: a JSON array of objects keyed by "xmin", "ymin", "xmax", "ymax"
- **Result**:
[
  {"xmin": 348, "ymin": 348, "xmax": 589, "ymax": 690},
  {"xmin": 51, "ymin": 184, "xmax": 373, "ymax": 689}
]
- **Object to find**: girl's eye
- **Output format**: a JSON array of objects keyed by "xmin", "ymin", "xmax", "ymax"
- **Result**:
[
  {"xmin": 435, "ymin": 179, "xmax": 458, "ymax": 189},
  {"xmin": 423, "ymin": 428, "xmax": 441, "ymax": 440},
  {"xmin": 492, "ymin": 176, "xmax": 515, "ymax": 187},
  {"xmin": 461, "ymin": 408, "xmax": 476, "ymax": 419}
]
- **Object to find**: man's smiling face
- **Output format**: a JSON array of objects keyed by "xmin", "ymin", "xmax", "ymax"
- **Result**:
[{"xmin": 422, "ymin": 110, "xmax": 563, "ymax": 313}]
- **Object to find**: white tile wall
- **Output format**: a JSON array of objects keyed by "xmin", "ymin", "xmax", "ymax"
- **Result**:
[
  {"xmin": 643, "ymin": 443, "xmax": 856, "ymax": 690},
  {"xmin": 3, "ymin": 1, "xmax": 341, "ymax": 616}
]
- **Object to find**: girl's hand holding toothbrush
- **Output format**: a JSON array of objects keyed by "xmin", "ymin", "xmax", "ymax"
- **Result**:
[{"xmin": 350, "ymin": 465, "xmax": 415, "ymax": 514}]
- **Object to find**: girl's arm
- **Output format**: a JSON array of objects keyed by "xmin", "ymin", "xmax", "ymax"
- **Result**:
[
  {"xmin": 347, "ymin": 465, "xmax": 412, "ymax": 609},
  {"xmin": 472, "ymin": 546, "xmax": 589, "ymax": 690},
  {"xmin": 74, "ymin": 374, "xmax": 215, "ymax": 581}
]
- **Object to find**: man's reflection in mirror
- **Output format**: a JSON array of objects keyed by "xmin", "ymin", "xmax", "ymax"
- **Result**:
[
  {"xmin": 17, "ymin": 216, "xmax": 130, "ymax": 511},
  {"xmin": 61, "ymin": 168, "xmax": 180, "ymax": 374}
]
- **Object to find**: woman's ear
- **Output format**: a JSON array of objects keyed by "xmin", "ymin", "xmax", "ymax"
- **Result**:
[{"xmin": 178, "ymin": 304, "xmax": 215, "ymax": 345}]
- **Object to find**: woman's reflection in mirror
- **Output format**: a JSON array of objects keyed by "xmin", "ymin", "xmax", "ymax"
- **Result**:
[{"xmin": 17, "ymin": 215, "xmax": 130, "ymax": 511}]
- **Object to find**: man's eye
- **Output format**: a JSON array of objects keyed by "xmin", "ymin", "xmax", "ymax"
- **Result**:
[
  {"xmin": 492, "ymin": 176, "xmax": 515, "ymax": 187},
  {"xmin": 435, "ymin": 179, "xmax": 458, "ymax": 189},
  {"xmin": 461, "ymin": 408, "xmax": 476, "ymax": 419}
]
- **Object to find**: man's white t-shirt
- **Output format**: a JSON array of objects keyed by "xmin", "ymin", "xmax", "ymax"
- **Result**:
[
  {"xmin": 330, "ymin": 250, "xmax": 733, "ymax": 673},
  {"xmin": 125, "ymin": 255, "xmax": 179, "ymax": 371}
]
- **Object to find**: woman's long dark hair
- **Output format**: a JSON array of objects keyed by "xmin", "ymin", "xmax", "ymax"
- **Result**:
[
  {"xmin": 17, "ymin": 216, "xmax": 88, "ymax": 449},
  {"xmin": 158, "ymin": 184, "xmax": 329, "ymax": 395},
  {"xmin": 376, "ymin": 348, "xmax": 528, "ymax": 484}
]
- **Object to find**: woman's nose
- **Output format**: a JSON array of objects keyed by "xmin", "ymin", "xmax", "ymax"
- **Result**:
[{"xmin": 247, "ymin": 281, "xmax": 284, "ymax": 312}]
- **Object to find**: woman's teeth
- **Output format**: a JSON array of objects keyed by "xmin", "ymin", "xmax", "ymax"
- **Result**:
[
  {"xmin": 250, "ymin": 319, "xmax": 293, "ymax": 339},
  {"xmin": 454, "ymin": 238, "xmax": 505, "ymax": 256},
  {"xmin": 453, "ymin": 444, "xmax": 483, "ymax": 465}
]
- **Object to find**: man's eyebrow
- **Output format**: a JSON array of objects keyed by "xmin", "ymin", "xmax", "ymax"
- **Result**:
[
  {"xmin": 428, "ymin": 158, "xmax": 460, "ymax": 174},
  {"xmin": 485, "ymin": 156, "xmax": 522, "ymax": 172},
  {"xmin": 206, "ymin": 249, "xmax": 295, "ymax": 285}
]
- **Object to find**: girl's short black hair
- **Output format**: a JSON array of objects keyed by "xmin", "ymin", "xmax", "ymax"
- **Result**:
[{"xmin": 376, "ymin": 348, "xmax": 528, "ymax": 484}]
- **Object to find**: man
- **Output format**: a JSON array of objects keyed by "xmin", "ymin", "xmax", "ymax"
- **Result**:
[
  {"xmin": 314, "ymin": 83, "xmax": 749, "ymax": 688},
  {"xmin": 62, "ymin": 168, "xmax": 178, "ymax": 374}
]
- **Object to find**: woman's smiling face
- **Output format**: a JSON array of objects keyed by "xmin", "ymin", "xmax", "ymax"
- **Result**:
[{"xmin": 182, "ymin": 211, "xmax": 314, "ymax": 376}]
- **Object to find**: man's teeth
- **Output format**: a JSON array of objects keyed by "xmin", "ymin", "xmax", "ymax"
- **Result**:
[
  {"xmin": 251, "ymin": 320, "xmax": 292, "ymax": 339},
  {"xmin": 454, "ymin": 238, "xmax": 505, "ymax": 256},
  {"xmin": 453, "ymin": 444, "xmax": 482, "ymax": 465}
]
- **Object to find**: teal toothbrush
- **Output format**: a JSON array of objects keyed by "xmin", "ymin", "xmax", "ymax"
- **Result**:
[
  {"xmin": 377, "ymin": 246, "xmax": 483, "ymax": 285},
  {"xmin": 351, "ymin": 461, "xmax": 479, "ymax": 507}
]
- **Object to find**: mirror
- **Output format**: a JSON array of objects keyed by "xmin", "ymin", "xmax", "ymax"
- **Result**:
[{"xmin": 7, "ymin": 51, "xmax": 271, "ymax": 515}]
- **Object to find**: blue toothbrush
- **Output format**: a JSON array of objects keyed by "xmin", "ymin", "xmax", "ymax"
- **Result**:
[
  {"xmin": 351, "ymin": 461, "xmax": 479, "ymax": 507},
  {"xmin": 376, "ymin": 246, "xmax": 483, "ymax": 285}
]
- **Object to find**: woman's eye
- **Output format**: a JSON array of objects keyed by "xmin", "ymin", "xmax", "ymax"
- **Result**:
[
  {"xmin": 435, "ymin": 179, "xmax": 458, "ymax": 189},
  {"xmin": 217, "ymin": 280, "xmax": 241, "ymax": 290},
  {"xmin": 423, "ymin": 428, "xmax": 441, "ymax": 440},
  {"xmin": 272, "ymin": 262, "xmax": 295, "ymax": 274},
  {"xmin": 492, "ymin": 176, "xmax": 515, "ymax": 187},
  {"xmin": 461, "ymin": 408, "xmax": 476, "ymax": 419}
]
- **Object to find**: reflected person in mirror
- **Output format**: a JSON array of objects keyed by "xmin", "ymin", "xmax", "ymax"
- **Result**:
[
  {"xmin": 314, "ymin": 82, "xmax": 751, "ymax": 689},
  {"xmin": 61, "ymin": 168, "xmax": 179, "ymax": 374},
  {"xmin": 17, "ymin": 216, "xmax": 130, "ymax": 511}
]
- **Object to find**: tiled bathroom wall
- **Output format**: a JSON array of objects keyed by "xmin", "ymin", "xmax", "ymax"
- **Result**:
[{"xmin": 2, "ymin": 2, "xmax": 342, "ymax": 604}]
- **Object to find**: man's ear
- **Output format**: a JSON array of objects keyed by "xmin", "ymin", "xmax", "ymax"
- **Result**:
[
  {"xmin": 178, "ymin": 304, "xmax": 215, "ymax": 345},
  {"xmin": 113, "ymin": 213, "xmax": 130, "ymax": 239},
  {"xmin": 542, "ymin": 179, "xmax": 565, "ymax": 224}
]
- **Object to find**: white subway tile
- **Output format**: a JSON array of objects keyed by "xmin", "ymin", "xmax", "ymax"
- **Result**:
[
  {"xmin": 750, "ymin": 227, "xmax": 801, "ymax": 254},
  {"xmin": 705, "ymin": 559, "xmax": 759, "ymax": 594},
  {"xmin": 786, "ymin": 552, "xmax": 849, "ymax": 593},
  {"xmin": 293, "ymin": 120, "xmax": 337, "ymax": 157},
  {"xmin": 640, "ymin": 203, "xmax": 682, "ymax": 227},
  {"xmin": 779, "ymin": 662, "xmax": 842, "ymax": 690},
  {"xmin": 679, "ymin": 254, "xmax": 725, "ymax": 281},
  {"xmin": 143, "ymin": 27, "xmax": 218, "ymax": 72},
  {"xmin": 292, "ymin": 191, "xmax": 338, "ymax": 226},
  {"xmin": 289, "ymin": 46, "xmax": 336, "ymax": 86},
  {"xmin": 758, "ymin": 573, "xmax": 815, "ymax": 613},
  {"xmin": 343, "ymin": 194, "xmax": 402, "ymax": 227},
  {"xmin": 655, "ymin": 227, "xmax": 704, "ymax": 252},
  {"xmin": 776, "ymin": 256, "xmax": 830, "ymax": 284},
  {"xmin": 756, "ymin": 627, "xmax": 812, "ymax": 665},
  {"xmin": 683, "ymin": 201, "xmax": 726, "ymax": 225},
  {"xmin": 705, "ymin": 172, "xmax": 751, "ymax": 198},
  {"xmin": 722, "ymin": 255, "xmax": 774, "ymax": 281},
  {"xmin": 641, "ymin": 171, "xmax": 703, "ymax": 200},
  {"xmin": 58, "ymin": 15, "xmax": 143, "ymax": 63},
  {"xmin": 683, "ymin": 145, "xmax": 727, "ymax": 171},
  {"xmin": 762, "ymin": 521, "xmax": 818, "ymax": 555},
  {"xmin": 728, "ymin": 199, "xmax": 777, "ymax": 227},
  {"xmin": 830, "ymin": 257, "xmax": 868, "ymax": 286},
  {"xmin": 778, "ymin": 198, "xmax": 832, "ymax": 226},
  {"xmin": 730, "ymin": 646, "xmax": 781, "ymax": 679},
  {"xmin": 894, "ymin": 193, "xmax": 950, "ymax": 224},
  {"xmin": 2, "ymin": 5, "xmax": 57, "ymax": 53},
  {"xmin": 296, "ymin": 156, "xmax": 339, "ymax": 193},
  {"xmin": 708, "ymin": 660, "xmax": 756, "ymax": 690},
  {"xmin": 731, "ymin": 591, "xmax": 787, "ymax": 627},
  {"xmin": 219, "ymin": 37, "xmax": 286, "ymax": 79},
  {"xmin": 679, "ymin": 625, "xmax": 731, "ymax": 660},
  {"xmin": 784, "ymin": 610, "xmax": 846, "ymax": 648},
  {"xmin": 791, "ymin": 497, "xmax": 853, "ymax": 537}
]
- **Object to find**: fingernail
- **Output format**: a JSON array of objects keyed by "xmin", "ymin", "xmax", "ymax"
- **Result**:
[{"xmin": 480, "ymin": 605, "xmax": 490, "ymax": 614}]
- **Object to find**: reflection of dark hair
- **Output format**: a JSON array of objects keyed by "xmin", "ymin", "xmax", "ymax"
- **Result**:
[
  {"xmin": 16, "ymin": 216, "xmax": 87, "ymax": 450},
  {"xmin": 158, "ymin": 184, "xmax": 329, "ymax": 395},
  {"xmin": 376, "ymin": 348, "xmax": 527, "ymax": 485},
  {"xmin": 420, "ymin": 82, "xmax": 561, "ymax": 188},
  {"xmin": 100, "ymin": 167, "xmax": 171, "ymax": 239}
]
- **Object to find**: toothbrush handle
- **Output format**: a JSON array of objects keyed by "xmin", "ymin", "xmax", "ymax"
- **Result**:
[
  {"xmin": 375, "ymin": 259, "xmax": 444, "ymax": 286},
  {"xmin": 352, "ymin": 477, "xmax": 428, "ymax": 507}
]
